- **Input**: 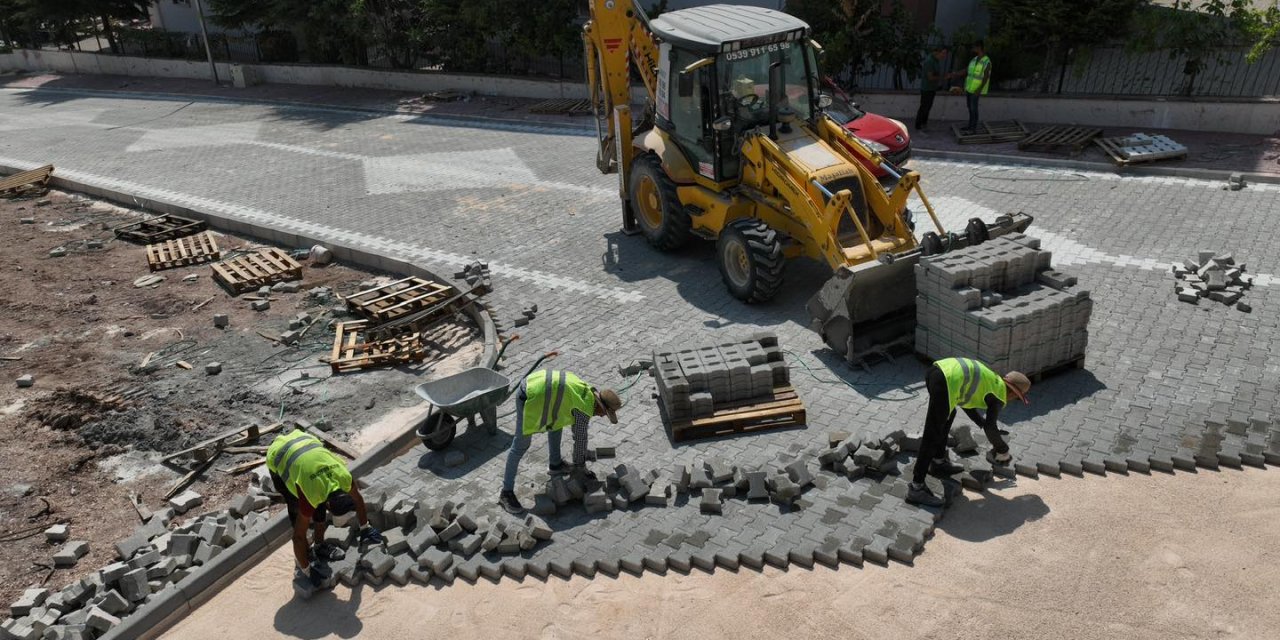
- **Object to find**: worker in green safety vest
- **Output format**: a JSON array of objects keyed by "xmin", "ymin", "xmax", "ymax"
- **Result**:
[
  {"xmin": 958, "ymin": 39, "xmax": 991, "ymax": 134},
  {"xmin": 266, "ymin": 429, "xmax": 383, "ymax": 588},
  {"xmin": 906, "ymin": 357, "xmax": 1031, "ymax": 507},
  {"xmin": 500, "ymin": 369, "xmax": 622, "ymax": 514}
]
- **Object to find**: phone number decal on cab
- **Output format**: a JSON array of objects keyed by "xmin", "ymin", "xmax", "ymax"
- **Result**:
[{"xmin": 723, "ymin": 41, "xmax": 791, "ymax": 61}]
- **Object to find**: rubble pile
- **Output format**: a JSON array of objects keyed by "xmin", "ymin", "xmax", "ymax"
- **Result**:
[{"xmin": 1172, "ymin": 251, "xmax": 1253, "ymax": 312}]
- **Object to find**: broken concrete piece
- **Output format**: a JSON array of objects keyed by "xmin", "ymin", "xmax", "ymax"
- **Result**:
[
  {"xmin": 212, "ymin": 314, "xmax": 229, "ymax": 328},
  {"xmin": 53, "ymin": 541, "xmax": 89, "ymax": 567},
  {"xmin": 44, "ymin": 524, "xmax": 69, "ymax": 543},
  {"xmin": 204, "ymin": 362, "xmax": 222, "ymax": 375},
  {"xmin": 16, "ymin": 374, "xmax": 34, "ymax": 388},
  {"xmin": 309, "ymin": 245, "xmax": 333, "ymax": 265},
  {"xmin": 250, "ymin": 300, "xmax": 270, "ymax": 311},
  {"xmin": 168, "ymin": 490, "xmax": 202, "ymax": 514}
]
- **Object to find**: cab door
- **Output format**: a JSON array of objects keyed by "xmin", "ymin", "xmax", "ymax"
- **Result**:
[{"xmin": 666, "ymin": 48, "xmax": 717, "ymax": 181}]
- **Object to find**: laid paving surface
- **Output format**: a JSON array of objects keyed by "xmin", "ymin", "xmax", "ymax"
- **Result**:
[{"xmin": 0, "ymin": 86, "xmax": 1277, "ymax": 585}]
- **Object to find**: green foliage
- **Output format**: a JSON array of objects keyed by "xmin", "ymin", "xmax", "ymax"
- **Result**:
[
  {"xmin": 1244, "ymin": 6, "xmax": 1279, "ymax": 63},
  {"xmin": 788, "ymin": 0, "xmax": 929, "ymax": 87},
  {"xmin": 985, "ymin": 0, "xmax": 1142, "ymax": 91},
  {"xmin": 209, "ymin": 0, "xmax": 367, "ymax": 64},
  {"xmin": 1131, "ymin": 0, "xmax": 1256, "ymax": 95}
]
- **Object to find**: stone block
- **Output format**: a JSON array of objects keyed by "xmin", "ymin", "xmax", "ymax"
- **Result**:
[
  {"xmin": 389, "ymin": 555, "xmax": 415, "ymax": 586},
  {"xmin": 418, "ymin": 547, "xmax": 454, "ymax": 574},
  {"xmin": 119, "ymin": 568, "xmax": 149, "ymax": 602},
  {"xmin": 784, "ymin": 461, "xmax": 814, "ymax": 488},
  {"xmin": 52, "ymin": 541, "xmax": 89, "ymax": 567},
  {"xmin": 84, "ymin": 608, "xmax": 120, "ymax": 634},
  {"xmin": 699, "ymin": 488, "xmax": 722, "ymax": 514},
  {"xmin": 43, "ymin": 525, "xmax": 69, "ymax": 543},
  {"xmin": 745, "ymin": 471, "xmax": 769, "ymax": 500},
  {"xmin": 382, "ymin": 528, "xmax": 409, "ymax": 555},
  {"xmin": 852, "ymin": 445, "xmax": 886, "ymax": 470},
  {"xmin": 94, "ymin": 590, "xmax": 129, "ymax": 616},
  {"xmin": 406, "ymin": 527, "xmax": 438, "ymax": 556},
  {"xmin": 950, "ymin": 425, "xmax": 978, "ymax": 454},
  {"xmin": 10, "ymin": 588, "xmax": 47, "ymax": 618},
  {"xmin": 437, "ymin": 520, "xmax": 463, "ymax": 543},
  {"xmin": 168, "ymin": 490, "xmax": 203, "ymax": 514},
  {"xmin": 360, "ymin": 548, "xmax": 395, "ymax": 578}
]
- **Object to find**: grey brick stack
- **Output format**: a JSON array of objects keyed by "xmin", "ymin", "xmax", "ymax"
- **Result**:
[
  {"xmin": 914, "ymin": 234, "xmax": 1092, "ymax": 376},
  {"xmin": 652, "ymin": 333, "xmax": 790, "ymax": 421}
]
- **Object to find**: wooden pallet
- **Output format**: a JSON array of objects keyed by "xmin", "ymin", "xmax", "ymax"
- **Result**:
[
  {"xmin": 953, "ymin": 120, "xmax": 1029, "ymax": 144},
  {"xmin": 529, "ymin": 98, "xmax": 593, "ymax": 115},
  {"xmin": 211, "ymin": 247, "xmax": 302, "ymax": 294},
  {"xmin": 146, "ymin": 231, "xmax": 221, "ymax": 272},
  {"xmin": 670, "ymin": 386, "xmax": 806, "ymax": 443},
  {"xmin": 1028, "ymin": 356, "xmax": 1086, "ymax": 383},
  {"xmin": 113, "ymin": 214, "xmax": 206, "ymax": 244},
  {"xmin": 329, "ymin": 320, "xmax": 428, "ymax": 373},
  {"xmin": 344, "ymin": 277, "xmax": 454, "ymax": 322},
  {"xmin": 0, "ymin": 164, "xmax": 54, "ymax": 198},
  {"xmin": 1017, "ymin": 125, "xmax": 1102, "ymax": 154},
  {"xmin": 1094, "ymin": 134, "xmax": 1188, "ymax": 166}
]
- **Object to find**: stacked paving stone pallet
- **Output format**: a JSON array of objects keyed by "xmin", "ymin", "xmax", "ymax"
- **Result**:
[
  {"xmin": 914, "ymin": 234, "xmax": 1092, "ymax": 376},
  {"xmin": 652, "ymin": 332, "xmax": 790, "ymax": 420},
  {"xmin": 2, "ymin": 490, "xmax": 272, "ymax": 640}
]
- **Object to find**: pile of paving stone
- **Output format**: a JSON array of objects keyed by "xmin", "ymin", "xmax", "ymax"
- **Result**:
[
  {"xmin": 915, "ymin": 234, "xmax": 1092, "ymax": 376},
  {"xmin": 819, "ymin": 428, "xmax": 995, "ymax": 491},
  {"xmin": 1172, "ymin": 251, "xmax": 1253, "ymax": 312},
  {"xmin": 652, "ymin": 332, "xmax": 790, "ymax": 420},
  {"xmin": 2, "ymin": 491, "xmax": 273, "ymax": 640}
]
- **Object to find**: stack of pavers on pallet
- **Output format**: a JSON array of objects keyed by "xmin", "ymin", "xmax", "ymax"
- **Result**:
[
  {"xmin": 914, "ymin": 233, "xmax": 1092, "ymax": 377},
  {"xmin": 1172, "ymin": 251, "xmax": 1254, "ymax": 312},
  {"xmin": 654, "ymin": 333, "xmax": 787, "ymax": 419},
  {"xmin": 2, "ymin": 492, "xmax": 273, "ymax": 640}
]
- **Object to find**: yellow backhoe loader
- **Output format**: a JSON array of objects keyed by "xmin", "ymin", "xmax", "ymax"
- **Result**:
[{"xmin": 583, "ymin": 2, "xmax": 1032, "ymax": 361}]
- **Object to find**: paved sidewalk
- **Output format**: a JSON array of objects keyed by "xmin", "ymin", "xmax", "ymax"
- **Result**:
[
  {"xmin": 5, "ymin": 72, "xmax": 1279, "ymax": 178},
  {"xmin": 0, "ymin": 84, "xmax": 1276, "ymax": 586}
]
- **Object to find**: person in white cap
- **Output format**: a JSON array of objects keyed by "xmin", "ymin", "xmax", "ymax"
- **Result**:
[
  {"xmin": 500, "ymin": 369, "xmax": 622, "ymax": 514},
  {"xmin": 907, "ymin": 357, "xmax": 1031, "ymax": 507}
]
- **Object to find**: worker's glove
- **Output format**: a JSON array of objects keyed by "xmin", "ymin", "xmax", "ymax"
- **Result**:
[
  {"xmin": 358, "ymin": 524, "xmax": 384, "ymax": 545},
  {"xmin": 986, "ymin": 450, "xmax": 1013, "ymax": 466}
]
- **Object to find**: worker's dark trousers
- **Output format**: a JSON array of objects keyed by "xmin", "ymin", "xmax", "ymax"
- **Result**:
[
  {"xmin": 913, "ymin": 366, "xmax": 956, "ymax": 485},
  {"xmin": 915, "ymin": 90, "xmax": 936, "ymax": 130},
  {"xmin": 966, "ymin": 92, "xmax": 980, "ymax": 130}
]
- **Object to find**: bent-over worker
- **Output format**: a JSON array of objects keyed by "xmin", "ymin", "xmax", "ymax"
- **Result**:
[
  {"xmin": 500, "ymin": 369, "xmax": 622, "ymax": 514},
  {"xmin": 907, "ymin": 357, "xmax": 1031, "ymax": 507},
  {"xmin": 267, "ymin": 429, "xmax": 384, "ymax": 587}
]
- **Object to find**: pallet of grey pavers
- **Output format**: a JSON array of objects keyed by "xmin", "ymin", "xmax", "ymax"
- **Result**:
[
  {"xmin": 1094, "ymin": 133, "xmax": 1188, "ymax": 166},
  {"xmin": 914, "ymin": 233, "xmax": 1091, "ymax": 379},
  {"xmin": 652, "ymin": 332, "xmax": 802, "ymax": 442}
]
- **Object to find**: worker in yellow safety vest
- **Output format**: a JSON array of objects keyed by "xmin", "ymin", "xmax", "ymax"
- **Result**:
[
  {"xmin": 500, "ymin": 369, "xmax": 622, "ymax": 514},
  {"xmin": 957, "ymin": 40, "xmax": 991, "ymax": 134},
  {"xmin": 906, "ymin": 357, "xmax": 1031, "ymax": 507},
  {"xmin": 266, "ymin": 429, "xmax": 383, "ymax": 587}
]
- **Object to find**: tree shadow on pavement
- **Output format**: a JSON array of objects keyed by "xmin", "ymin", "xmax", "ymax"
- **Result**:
[
  {"xmin": 273, "ymin": 583, "xmax": 365, "ymax": 639},
  {"xmin": 938, "ymin": 489, "xmax": 1050, "ymax": 543}
]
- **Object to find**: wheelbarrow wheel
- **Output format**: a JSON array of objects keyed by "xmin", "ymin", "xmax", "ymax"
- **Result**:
[{"xmin": 419, "ymin": 412, "xmax": 457, "ymax": 451}]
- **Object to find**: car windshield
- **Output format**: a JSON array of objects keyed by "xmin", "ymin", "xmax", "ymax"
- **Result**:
[
  {"xmin": 823, "ymin": 93, "xmax": 865, "ymax": 126},
  {"xmin": 719, "ymin": 40, "xmax": 814, "ymax": 130}
]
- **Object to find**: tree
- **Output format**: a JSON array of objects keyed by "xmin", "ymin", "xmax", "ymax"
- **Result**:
[
  {"xmin": 788, "ymin": 0, "xmax": 928, "ymax": 89},
  {"xmin": 209, "ymin": 0, "xmax": 367, "ymax": 64},
  {"xmin": 1245, "ymin": 5, "xmax": 1280, "ymax": 63},
  {"xmin": 985, "ymin": 0, "xmax": 1142, "ymax": 93},
  {"xmin": 1132, "ymin": 0, "xmax": 1256, "ymax": 96}
]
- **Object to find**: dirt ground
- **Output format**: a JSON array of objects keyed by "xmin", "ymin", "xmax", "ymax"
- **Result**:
[
  {"xmin": 0, "ymin": 190, "xmax": 481, "ymax": 607},
  {"xmin": 164, "ymin": 467, "xmax": 1280, "ymax": 640}
]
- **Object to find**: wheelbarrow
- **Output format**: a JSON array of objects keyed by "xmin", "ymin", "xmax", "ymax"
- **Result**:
[{"xmin": 413, "ymin": 336, "xmax": 558, "ymax": 451}]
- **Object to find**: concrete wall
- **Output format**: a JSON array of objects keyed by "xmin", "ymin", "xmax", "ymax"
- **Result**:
[
  {"xmin": 850, "ymin": 90, "xmax": 1280, "ymax": 136},
  {"xmin": 4, "ymin": 49, "xmax": 1277, "ymax": 135}
]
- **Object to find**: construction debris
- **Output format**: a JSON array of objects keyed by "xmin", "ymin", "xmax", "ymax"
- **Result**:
[
  {"xmin": 1172, "ymin": 251, "xmax": 1253, "ymax": 311},
  {"xmin": 1094, "ymin": 133, "xmax": 1188, "ymax": 166},
  {"xmin": 0, "ymin": 164, "xmax": 54, "ymax": 198},
  {"xmin": 16, "ymin": 374, "xmax": 34, "ymax": 388},
  {"xmin": 915, "ymin": 234, "xmax": 1091, "ymax": 377}
]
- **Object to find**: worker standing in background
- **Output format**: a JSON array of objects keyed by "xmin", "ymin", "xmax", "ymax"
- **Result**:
[
  {"xmin": 500, "ymin": 369, "xmax": 622, "ymax": 514},
  {"xmin": 956, "ymin": 40, "xmax": 992, "ymax": 134},
  {"xmin": 915, "ymin": 45, "xmax": 948, "ymax": 132},
  {"xmin": 266, "ymin": 429, "xmax": 383, "ymax": 588},
  {"xmin": 906, "ymin": 357, "xmax": 1031, "ymax": 507}
]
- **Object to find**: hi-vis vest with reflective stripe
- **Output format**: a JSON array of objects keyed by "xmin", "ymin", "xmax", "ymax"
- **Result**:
[
  {"xmin": 266, "ymin": 429, "xmax": 351, "ymax": 508},
  {"xmin": 965, "ymin": 55, "xmax": 991, "ymax": 94},
  {"xmin": 521, "ymin": 370, "xmax": 596, "ymax": 436},
  {"xmin": 934, "ymin": 357, "xmax": 1006, "ymax": 412}
]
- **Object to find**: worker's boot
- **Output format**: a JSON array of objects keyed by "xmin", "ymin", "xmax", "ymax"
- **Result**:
[
  {"xmin": 928, "ymin": 457, "xmax": 965, "ymax": 478},
  {"xmin": 499, "ymin": 490, "xmax": 525, "ymax": 515},
  {"xmin": 310, "ymin": 542, "xmax": 346, "ymax": 562},
  {"xmin": 549, "ymin": 461, "xmax": 571, "ymax": 476},
  {"xmin": 905, "ymin": 482, "xmax": 946, "ymax": 508}
]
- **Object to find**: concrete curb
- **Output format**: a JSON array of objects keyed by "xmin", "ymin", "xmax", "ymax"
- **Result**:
[
  {"xmin": 0, "ymin": 165, "xmax": 499, "ymax": 640},
  {"xmin": 912, "ymin": 147, "xmax": 1280, "ymax": 185}
]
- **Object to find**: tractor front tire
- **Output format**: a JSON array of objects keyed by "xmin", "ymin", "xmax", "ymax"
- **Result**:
[
  {"xmin": 717, "ymin": 219, "xmax": 785, "ymax": 303},
  {"xmin": 628, "ymin": 154, "xmax": 691, "ymax": 251}
]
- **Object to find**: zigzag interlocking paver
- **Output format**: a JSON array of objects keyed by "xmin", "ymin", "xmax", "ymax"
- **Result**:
[{"xmin": 0, "ymin": 90, "xmax": 1276, "ymax": 589}]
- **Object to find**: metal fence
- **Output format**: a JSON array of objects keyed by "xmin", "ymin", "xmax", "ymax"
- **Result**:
[{"xmin": 849, "ymin": 45, "xmax": 1280, "ymax": 98}]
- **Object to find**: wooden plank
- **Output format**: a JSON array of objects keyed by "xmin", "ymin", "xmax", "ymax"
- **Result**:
[
  {"xmin": 165, "ymin": 456, "xmax": 216, "ymax": 500},
  {"xmin": 159, "ymin": 422, "xmax": 284, "ymax": 463},
  {"xmin": 305, "ymin": 427, "xmax": 359, "ymax": 460},
  {"xmin": 220, "ymin": 458, "xmax": 266, "ymax": 474},
  {"xmin": 668, "ymin": 386, "xmax": 807, "ymax": 442}
]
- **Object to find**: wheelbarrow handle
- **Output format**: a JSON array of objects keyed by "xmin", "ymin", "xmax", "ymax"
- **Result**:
[{"xmin": 493, "ymin": 334, "xmax": 519, "ymax": 365}]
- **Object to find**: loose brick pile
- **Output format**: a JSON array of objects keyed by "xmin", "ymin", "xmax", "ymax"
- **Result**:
[
  {"xmin": 2, "ymin": 492, "xmax": 273, "ymax": 640},
  {"xmin": 1171, "ymin": 251, "xmax": 1253, "ymax": 312},
  {"xmin": 652, "ymin": 333, "xmax": 790, "ymax": 420},
  {"xmin": 914, "ymin": 234, "xmax": 1092, "ymax": 376}
]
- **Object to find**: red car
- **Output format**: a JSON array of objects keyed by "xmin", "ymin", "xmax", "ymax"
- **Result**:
[{"xmin": 822, "ymin": 79, "xmax": 911, "ymax": 178}]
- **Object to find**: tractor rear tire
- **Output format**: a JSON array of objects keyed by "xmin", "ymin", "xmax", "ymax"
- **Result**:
[
  {"xmin": 629, "ymin": 154, "xmax": 691, "ymax": 251},
  {"xmin": 717, "ymin": 219, "xmax": 785, "ymax": 303}
]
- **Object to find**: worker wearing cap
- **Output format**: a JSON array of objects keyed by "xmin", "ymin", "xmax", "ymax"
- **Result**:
[
  {"xmin": 906, "ymin": 357, "xmax": 1031, "ymax": 507},
  {"xmin": 500, "ymin": 369, "xmax": 622, "ymax": 514},
  {"xmin": 267, "ymin": 429, "xmax": 383, "ymax": 588}
]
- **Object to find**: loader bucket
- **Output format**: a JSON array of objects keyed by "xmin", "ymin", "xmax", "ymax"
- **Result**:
[{"xmin": 808, "ymin": 212, "xmax": 1034, "ymax": 361}]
